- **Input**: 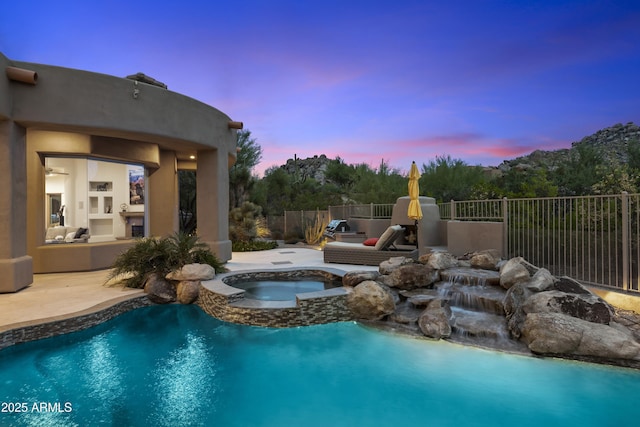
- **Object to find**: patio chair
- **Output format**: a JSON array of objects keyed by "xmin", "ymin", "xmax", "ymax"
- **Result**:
[{"xmin": 323, "ymin": 225, "xmax": 419, "ymax": 266}]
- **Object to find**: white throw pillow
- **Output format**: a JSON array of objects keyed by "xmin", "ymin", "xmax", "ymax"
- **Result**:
[{"xmin": 65, "ymin": 232, "xmax": 76, "ymax": 242}]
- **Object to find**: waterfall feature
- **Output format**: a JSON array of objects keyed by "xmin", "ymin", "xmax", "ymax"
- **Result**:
[{"xmin": 434, "ymin": 269, "xmax": 528, "ymax": 352}]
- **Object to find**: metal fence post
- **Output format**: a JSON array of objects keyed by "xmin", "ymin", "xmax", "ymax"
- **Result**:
[
  {"xmin": 450, "ymin": 200, "xmax": 456, "ymax": 220},
  {"xmin": 622, "ymin": 191, "xmax": 629, "ymax": 291},
  {"xmin": 502, "ymin": 197, "xmax": 508, "ymax": 258},
  {"xmin": 284, "ymin": 211, "xmax": 288, "ymax": 238}
]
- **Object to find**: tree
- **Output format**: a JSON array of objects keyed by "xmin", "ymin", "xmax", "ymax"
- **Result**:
[
  {"xmin": 178, "ymin": 170, "xmax": 197, "ymax": 234},
  {"xmin": 498, "ymin": 167, "xmax": 558, "ymax": 198},
  {"xmin": 230, "ymin": 129, "xmax": 263, "ymax": 208},
  {"xmin": 349, "ymin": 160, "xmax": 406, "ymax": 204},
  {"xmin": 552, "ymin": 143, "xmax": 604, "ymax": 196},
  {"xmin": 421, "ymin": 155, "xmax": 487, "ymax": 202},
  {"xmin": 591, "ymin": 162, "xmax": 639, "ymax": 195},
  {"xmin": 324, "ymin": 157, "xmax": 357, "ymax": 193}
]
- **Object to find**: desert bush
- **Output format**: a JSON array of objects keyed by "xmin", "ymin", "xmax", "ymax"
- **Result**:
[
  {"xmin": 107, "ymin": 232, "xmax": 226, "ymax": 288},
  {"xmin": 304, "ymin": 209, "xmax": 328, "ymax": 245},
  {"xmin": 232, "ymin": 240, "xmax": 279, "ymax": 252}
]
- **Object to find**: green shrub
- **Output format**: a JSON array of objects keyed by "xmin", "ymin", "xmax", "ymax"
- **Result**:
[
  {"xmin": 232, "ymin": 240, "xmax": 279, "ymax": 252},
  {"xmin": 229, "ymin": 202, "xmax": 269, "ymax": 242},
  {"xmin": 107, "ymin": 232, "xmax": 227, "ymax": 288},
  {"xmin": 284, "ymin": 226, "xmax": 304, "ymax": 244}
]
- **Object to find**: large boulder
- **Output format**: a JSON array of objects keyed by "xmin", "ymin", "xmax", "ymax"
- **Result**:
[
  {"xmin": 387, "ymin": 263, "xmax": 439, "ymax": 290},
  {"xmin": 553, "ymin": 276, "xmax": 591, "ymax": 294},
  {"xmin": 144, "ymin": 273, "xmax": 176, "ymax": 304},
  {"xmin": 614, "ymin": 309, "xmax": 640, "ymax": 342},
  {"xmin": 342, "ymin": 270, "xmax": 380, "ymax": 287},
  {"xmin": 418, "ymin": 299, "xmax": 452, "ymax": 339},
  {"xmin": 526, "ymin": 268, "xmax": 556, "ymax": 292},
  {"xmin": 421, "ymin": 251, "xmax": 459, "ymax": 270},
  {"xmin": 346, "ymin": 280, "xmax": 396, "ymax": 320},
  {"xmin": 499, "ymin": 257, "xmax": 530, "ymax": 289},
  {"xmin": 469, "ymin": 249, "xmax": 501, "ymax": 270},
  {"xmin": 502, "ymin": 282, "xmax": 531, "ymax": 339},
  {"xmin": 523, "ymin": 290, "xmax": 613, "ymax": 324},
  {"xmin": 166, "ymin": 263, "xmax": 215, "ymax": 281},
  {"xmin": 389, "ymin": 303, "xmax": 423, "ymax": 324},
  {"xmin": 176, "ymin": 280, "xmax": 200, "ymax": 304},
  {"xmin": 379, "ymin": 257, "xmax": 415, "ymax": 275},
  {"xmin": 522, "ymin": 312, "xmax": 640, "ymax": 361}
]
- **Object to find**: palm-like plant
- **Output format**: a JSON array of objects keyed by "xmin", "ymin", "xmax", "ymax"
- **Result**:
[{"xmin": 107, "ymin": 232, "xmax": 226, "ymax": 288}]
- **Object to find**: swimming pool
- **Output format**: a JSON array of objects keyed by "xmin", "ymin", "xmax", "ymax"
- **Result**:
[{"xmin": 1, "ymin": 305, "xmax": 638, "ymax": 426}]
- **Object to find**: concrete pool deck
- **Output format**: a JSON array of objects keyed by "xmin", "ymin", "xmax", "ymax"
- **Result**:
[{"xmin": 0, "ymin": 246, "xmax": 376, "ymax": 331}]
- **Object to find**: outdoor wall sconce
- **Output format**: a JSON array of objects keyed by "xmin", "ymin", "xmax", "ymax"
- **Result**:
[
  {"xmin": 228, "ymin": 121, "xmax": 244, "ymax": 129},
  {"xmin": 6, "ymin": 66, "xmax": 38, "ymax": 85}
]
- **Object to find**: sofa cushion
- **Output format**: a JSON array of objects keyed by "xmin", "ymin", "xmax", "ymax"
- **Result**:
[
  {"xmin": 74, "ymin": 227, "xmax": 89, "ymax": 239},
  {"xmin": 45, "ymin": 226, "xmax": 67, "ymax": 241},
  {"xmin": 374, "ymin": 225, "xmax": 404, "ymax": 251}
]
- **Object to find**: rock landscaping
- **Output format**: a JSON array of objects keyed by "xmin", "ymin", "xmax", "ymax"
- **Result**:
[
  {"xmin": 344, "ymin": 250, "xmax": 640, "ymax": 369},
  {"xmin": 144, "ymin": 263, "xmax": 215, "ymax": 304},
  {"xmin": 146, "ymin": 255, "xmax": 640, "ymax": 369}
]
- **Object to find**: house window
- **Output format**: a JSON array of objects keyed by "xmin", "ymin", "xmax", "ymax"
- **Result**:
[{"xmin": 44, "ymin": 157, "xmax": 146, "ymax": 244}]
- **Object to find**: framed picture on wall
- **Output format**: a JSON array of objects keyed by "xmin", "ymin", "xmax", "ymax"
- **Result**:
[{"xmin": 128, "ymin": 165, "xmax": 144, "ymax": 205}]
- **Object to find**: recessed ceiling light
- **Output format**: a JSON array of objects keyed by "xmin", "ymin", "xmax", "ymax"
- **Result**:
[{"xmin": 189, "ymin": 155, "xmax": 195, "ymax": 159}]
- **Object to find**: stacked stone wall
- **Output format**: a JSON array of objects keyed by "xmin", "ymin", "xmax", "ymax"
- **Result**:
[
  {"xmin": 0, "ymin": 295, "xmax": 151, "ymax": 350},
  {"xmin": 197, "ymin": 285, "xmax": 353, "ymax": 328}
]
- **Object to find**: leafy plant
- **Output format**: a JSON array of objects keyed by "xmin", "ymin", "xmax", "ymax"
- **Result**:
[
  {"xmin": 232, "ymin": 240, "xmax": 279, "ymax": 252},
  {"xmin": 229, "ymin": 201, "xmax": 267, "ymax": 242},
  {"xmin": 421, "ymin": 155, "xmax": 487, "ymax": 202},
  {"xmin": 284, "ymin": 227, "xmax": 304, "ymax": 244},
  {"xmin": 107, "ymin": 232, "xmax": 226, "ymax": 288},
  {"xmin": 304, "ymin": 209, "xmax": 328, "ymax": 245}
]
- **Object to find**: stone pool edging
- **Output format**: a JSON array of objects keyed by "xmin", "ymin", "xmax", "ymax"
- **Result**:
[
  {"xmin": 0, "ymin": 294, "xmax": 151, "ymax": 350},
  {"xmin": 197, "ymin": 267, "xmax": 355, "ymax": 327}
]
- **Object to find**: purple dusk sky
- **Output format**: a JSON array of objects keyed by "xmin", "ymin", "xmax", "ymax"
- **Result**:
[{"xmin": 1, "ymin": 0, "xmax": 639, "ymax": 175}]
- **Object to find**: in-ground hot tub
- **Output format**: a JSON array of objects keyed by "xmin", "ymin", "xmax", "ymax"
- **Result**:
[
  {"xmin": 229, "ymin": 276, "xmax": 342, "ymax": 301},
  {"xmin": 198, "ymin": 268, "xmax": 354, "ymax": 327}
]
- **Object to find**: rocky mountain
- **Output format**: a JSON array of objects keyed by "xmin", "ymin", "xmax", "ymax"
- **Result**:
[
  {"xmin": 280, "ymin": 154, "xmax": 332, "ymax": 184},
  {"xmin": 495, "ymin": 121, "xmax": 640, "ymax": 174},
  {"xmin": 276, "ymin": 122, "xmax": 640, "ymax": 182}
]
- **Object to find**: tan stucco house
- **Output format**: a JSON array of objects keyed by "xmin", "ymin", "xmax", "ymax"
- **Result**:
[{"xmin": 0, "ymin": 52, "xmax": 239, "ymax": 292}]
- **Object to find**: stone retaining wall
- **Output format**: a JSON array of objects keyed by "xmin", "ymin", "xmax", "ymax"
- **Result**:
[
  {"xmin": 0, "ymin": 269, "xmax": 355, "ymax": 349},
  {"xmin": 197, "ymin": 269, "xmax": 354, "ymax": 327},
  {"xmin": 0, "ymin": 295, "xmax": 151, "ymax": 350}
]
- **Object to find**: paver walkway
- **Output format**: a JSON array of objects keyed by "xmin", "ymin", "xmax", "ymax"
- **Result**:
[{"xmin": 0, "ymin": 247, "xmax": 376, "ymax": 329}]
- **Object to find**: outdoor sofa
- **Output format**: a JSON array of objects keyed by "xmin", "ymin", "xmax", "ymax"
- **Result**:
[
  {"xmin": 44, "ymin": 225, "xmax": 90, "ymax": 244},
  {"xmin": 323, "ymin": 225, "xmax": 419, "ymax": 266}
]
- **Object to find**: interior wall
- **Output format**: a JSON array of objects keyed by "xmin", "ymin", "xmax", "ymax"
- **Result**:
[{"xmin": 45, "ymin": 157, "xmax": 136, "ymax": 240}]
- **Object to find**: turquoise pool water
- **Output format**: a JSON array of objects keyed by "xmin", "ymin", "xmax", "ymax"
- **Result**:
[{"xmin": 1, "ymin": 305, "xmax": 639, "ymax": 426}]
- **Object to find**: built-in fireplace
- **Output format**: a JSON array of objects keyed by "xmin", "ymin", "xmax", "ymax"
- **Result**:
[
  {"xmin": 131, "ymin": 225, "xmax": 144, "ymax": 238},
  {"xmin": 120, "ymin": 212, "xmax": 144, "ymax": 238}
]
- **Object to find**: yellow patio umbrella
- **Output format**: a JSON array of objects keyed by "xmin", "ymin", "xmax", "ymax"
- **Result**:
[{"xmin": 407, "ymin": 161, "xmax": 422, "ymax": 248}]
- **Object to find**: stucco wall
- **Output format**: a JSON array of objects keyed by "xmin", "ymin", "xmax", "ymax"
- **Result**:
[
  {"xmin": 446, "ymin": 221, "xmax": 504, "ymax": 257},
  {"xmin": 9, "ymin": 61, "xmax": 237, "ymax": 155},
  {"xmin": 1, "ymin": 53, "xmax": 238, "ymax": 287},
  {"xmin": 0, "ymin": 58, "xmax": 32, "ymax": 291},
  {"xmin": 0, "ymin": 55, "xmax": 12, "ymax": 120}
]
